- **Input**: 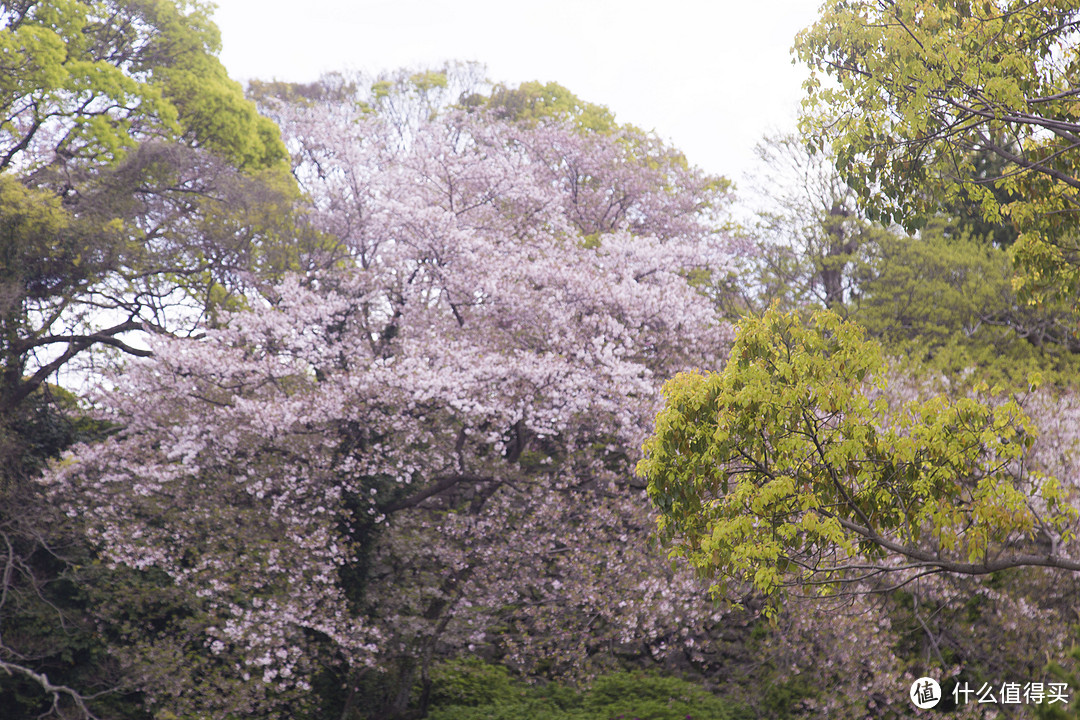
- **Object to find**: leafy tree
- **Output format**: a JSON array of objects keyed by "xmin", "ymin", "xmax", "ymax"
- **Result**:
[
  {"xmin": 1, "ymin": 0, "xmax": 284, "ymax": 173},
  {"xmin": 0, "ymin": 2, "xmax": 299, "ymax": 717},
  {"xmin": 853, "ymin": 224, "xmax": 1015, "ymax": 348},
  {"xmin": 741, "ymin": 133, "xmax": 1080, "ymax": 383},
  {"xmin": 850, "ymin": 221, "xmax": 1080, "ymax": 386},
  {"xmin": 795, "ymin": 0, "xmax": 1080, "ymax": 299},
  {"xmin": 0, "ymin": 0, "xmax": 293, "ymax": 434},
  {"xmin": 937, "ymin": 146, "xmax": 1021, "ymax": 249},
  {"xmin": 481, "ymin": 80, "xmax": 618, "ymax": 132},
  {"xmin": 425, "ymin": 662, "xmax": 750, "ymax": 720},
  {"xmin": 657, "ymin": 2, "xmax": 1080, "ymax": 706},
  {"xmin": 639, "ymin": 308, "xmax": 1080, "ymax": 610}
]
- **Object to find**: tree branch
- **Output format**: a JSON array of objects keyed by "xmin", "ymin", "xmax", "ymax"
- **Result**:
[
  {"xmin": 380, "ymin": 474, "xmax": 498, "ymax": 514},
  {"xmin": 0, "ymin": 660, "xmax": 101, "ymax": 720}
]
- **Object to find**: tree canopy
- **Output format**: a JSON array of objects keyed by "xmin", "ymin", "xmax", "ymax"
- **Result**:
[
  {"xmin": 44, "ymin": 74, "xmax": 738, "ymax": 718},
  {"xmin": 795, "ymin": 0, "xmax": 1080, "ymax": 299},
  {"xmin": 0, "ymin": 3, "xmax": 302, "ymax": 717},
  {"xmin": 639, "ymin": 308, "xmax": 1079, "ymax": 610},
  {"xmin": 1, "ymin": 0, "xmax": 285, "ymax": 173},
  {"xmin": 0, "ymin": 0, "xmax": 298, "ymax": 446},
  {"xmin": 9, "ymin": 2, "xmax": 1080, "ymax": 717}
]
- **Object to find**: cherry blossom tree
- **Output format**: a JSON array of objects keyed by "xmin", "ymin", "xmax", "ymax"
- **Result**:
[{"xmin": 44, "ymin": 79, "xmax": 737, "ymax": 718}]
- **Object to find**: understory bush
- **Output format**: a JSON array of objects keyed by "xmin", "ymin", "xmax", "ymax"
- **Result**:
[{"xmin": 426, "ymin": 661, "xmax": 752, "ymax": 720}]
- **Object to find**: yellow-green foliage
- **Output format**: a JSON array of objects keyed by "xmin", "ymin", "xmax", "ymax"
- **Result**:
[
  {"xmin": 855, "ymin": 226, "xmax": 1009, "ymax": 346},
  {"xmin": 851, "ymin": 223, "xmax": 1080, "ymax": 388},
  {"xmin": 425, "ymin": 662, "xmax": 750, "ymax": 720},
  {"xmin": 127, "ymin": 0, "xmax": 287, "ymax": 170},
  {"xmin": 795, "ymin": 0, "xmax": 1080, "ymax": 302},
  {"xmin": 0, "ymin": 175, "xmax": 93, "ymax": 305},
  {"xmin": 1, "ymin": 0, "xmax": 286, "ymax": 172},
  {"xmin": 639, "ymin": 308, "xmax": 1075, "ymax": 609},
  {"xmin": 484, "ymin": 81, "xmax": 617, "ymax": 133}
]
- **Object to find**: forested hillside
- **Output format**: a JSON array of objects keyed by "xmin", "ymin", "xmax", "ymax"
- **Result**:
[{"xmin": 4, "ymin": 2, "xmax": 1080, "ymax": 719}]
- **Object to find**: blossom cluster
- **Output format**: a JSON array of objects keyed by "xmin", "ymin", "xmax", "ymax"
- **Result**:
[{"xmin": 43, "ymin": 93, "xmax": 737, "ymax": 714}]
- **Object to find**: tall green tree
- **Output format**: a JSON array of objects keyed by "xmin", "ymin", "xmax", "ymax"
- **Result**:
[
  {"xmin": 0, "ymin": 0, "xmax": 292, "ymax": 426},
  {"xmin": 481, "ymin": 79, "xmax": 618, "ymax": 132},
  {"xmin": 0, "ymin": 3, "xmax": 298, "ymax": 717},
  {"xmin": 851, "ymin": 221, "xmax": 1080, "ymax": 385},
  {"xmin": 1, "ymin": 0, "xmax": 284, "ymax": 173},
  {"xmin": 795, "ymin": 0, "xmax": 1080, "ymax": 300}
]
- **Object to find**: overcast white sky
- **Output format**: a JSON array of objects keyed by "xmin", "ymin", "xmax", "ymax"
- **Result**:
[{"xmin": 210, "ymin": 1, "xmax": 822, "ymax": 188}]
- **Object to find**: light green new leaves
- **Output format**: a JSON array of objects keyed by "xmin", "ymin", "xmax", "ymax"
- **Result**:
[
  {"xmin": 0, "ymin": 1, "xmax": 286, "ymax": 173},
  {"xmin": 795, "ymin": 0, "xmax": 1080, "ymax": 301},
  {"xmin": 0, "ymin": 1, "xmax": 161, "ymax": 168},
  {"xmin": 638, "ymin": 309, "xmax": 1075, "ymax": 608}
]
